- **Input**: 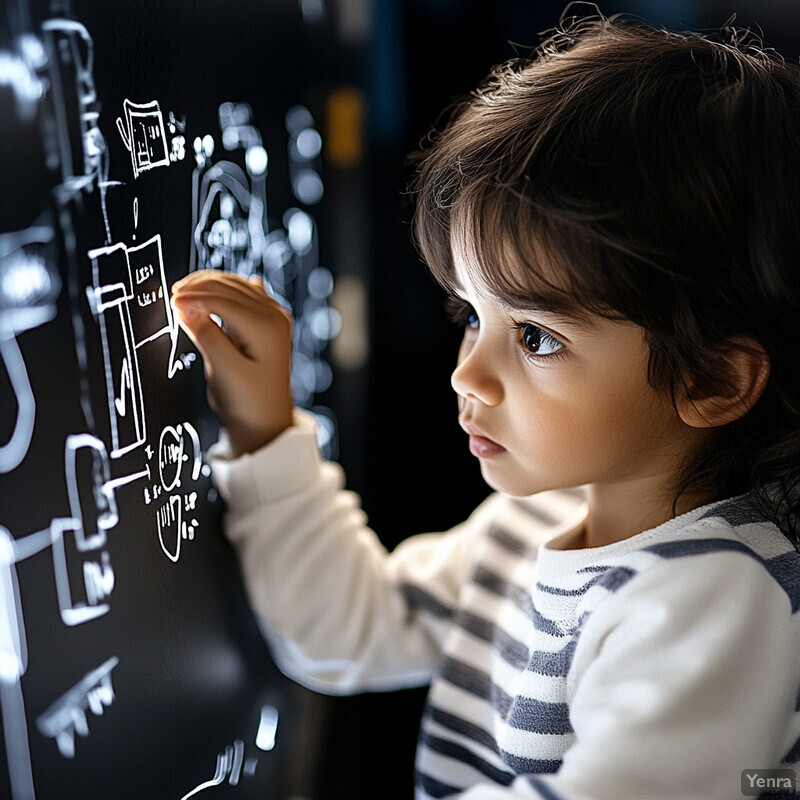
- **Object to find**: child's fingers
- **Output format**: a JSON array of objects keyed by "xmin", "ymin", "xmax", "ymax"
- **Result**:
[
  {"xmin": 172, "ymin": 286, "xmax": 282, "ymax": 322},
  {"xmin": 173, "ymin": 303, "xmax": 243, "ymax": 373},
  {"xmin": 172, "ymin": 270, "xmax": 268, "ymax": 304},
  {"xmin": 172, "ymin": 272, "xmax": 288, "ymax": 319},
  {"xmin": 172, "ymin": 273, "xmax": 289, "ymax": 323},
  {"xmin": 174, "ymin": 299, "xmax": 280, "ymax": 362},
  {"xmin": 172, "ymin": 277, "xmax": 293, "ymax": 371},
  {"xmin": 173, "ymin": 286, "xmax": 290, "ymax": 332}
]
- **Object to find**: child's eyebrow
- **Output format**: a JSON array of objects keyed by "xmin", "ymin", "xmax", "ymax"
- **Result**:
[
  {"xmin": 498, "ymin": 296, "xmax": 600, "ymax": 332},
  {"xmin": 447, "ymin": 281, "xmax": 602, "ymax": 331}
]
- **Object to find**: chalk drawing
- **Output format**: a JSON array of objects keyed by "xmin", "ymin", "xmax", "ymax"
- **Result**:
[
  {"xmin": 1, "ymin": 526, "xmax": 35, "ymax": 800},
  {"xmin": 116, "ymin": 99, "xmax": 170, "ymax": 179},
  {"xmin": 0, "ymin": 426, "xmax": 152, "ymax": 797},
  {"xmin": 87, "ymin": 233, "xmax": 185, "ymax": 458},
  {"xmin": 190, "ymin": 102, "xmax": 270, "ymax": 278},
  {"xmin": 35, "ymin": 656, "xmax": 119, "ymax": 758},
  {"xmin": 0, "ymin": 225, "xmax": 61, "ymax": 474},
  {"xmin": 40, "ymin": 19, "xmax": 114, "ymax": 242},
  {"xmin": 189, "ymin": 103, "xmax": 338, "ymax": 455},
  {"xmin": 180, "ymin": 739, "xmax": 259, "ymax": 800},
  {"xmin": 152, "ymin": 422, "xmax": 202, "ymax": 563},
  {"xmin": 2, "ymin": 7, "xmax": 323, "ymax": 797}
]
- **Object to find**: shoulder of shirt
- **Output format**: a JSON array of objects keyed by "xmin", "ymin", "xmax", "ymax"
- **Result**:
[
  {"xmin": 584, "ymin": 494, "xmax": 800, "ymax": 615},
  {"xmin": 645, "ymin": 493, "xmax": 795, "ymax": 561}
]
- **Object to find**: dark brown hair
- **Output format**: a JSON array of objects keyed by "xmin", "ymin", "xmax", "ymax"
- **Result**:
[{"xmin": 410, "ymin": 12, "xmax": 800, "ymax": 544}]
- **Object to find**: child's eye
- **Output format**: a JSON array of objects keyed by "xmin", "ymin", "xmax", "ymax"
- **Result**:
[
  {"xmin": 445, "ymin": 297, "xmax": 479, "ymax": 330},
  {"xmin": 517, "ymin": 322, "xmax": 564, "ymax": 358}
]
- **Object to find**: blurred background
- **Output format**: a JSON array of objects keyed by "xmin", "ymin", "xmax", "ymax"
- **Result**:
[{"xmin": 4, "ymin": 0, "xmax": 800, "ymax": 797}]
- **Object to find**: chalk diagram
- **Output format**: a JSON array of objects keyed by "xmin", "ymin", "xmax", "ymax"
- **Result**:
[
  {"xmin": 87, "ymin": 231, "xmax": 185, "ymax": 461},
  {"xmin": 0, "ymin": 8, "xmax": 256, "ymax": 800},
  {"xmin": 190, "ymin": 101, "xmax": 339, "ymax": 457},
  {"xmin": 0, "ymin": 225, "xmax": 61, "ymax": 475},
  {"xmin": 116, "ymin": 99, "xmax": 171, "ymax": 179}
]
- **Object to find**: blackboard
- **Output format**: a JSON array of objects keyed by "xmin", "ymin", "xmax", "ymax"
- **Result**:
[{"xmin": 0, "ymin": 1, "xmax": 339, "ymax": 797}]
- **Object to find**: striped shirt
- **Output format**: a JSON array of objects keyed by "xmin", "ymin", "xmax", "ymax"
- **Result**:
[{"xmin": 211, "ymin": 411, "xmax": 800, "ymax": 800}]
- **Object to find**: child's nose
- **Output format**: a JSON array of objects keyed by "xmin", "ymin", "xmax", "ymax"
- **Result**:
[{"xmin": 450, "ymin": 338, "xmax": 504, "ymax": 407}]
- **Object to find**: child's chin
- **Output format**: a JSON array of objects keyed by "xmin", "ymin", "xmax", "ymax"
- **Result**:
[{"xmin": 479, "ymin": 464, "xmax": 539, "ymax": 498}]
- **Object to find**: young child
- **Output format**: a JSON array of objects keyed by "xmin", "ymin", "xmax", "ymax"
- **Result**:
[{"xmin": 171, "ymin": 13, "xmax": 800, "ymax": 799}]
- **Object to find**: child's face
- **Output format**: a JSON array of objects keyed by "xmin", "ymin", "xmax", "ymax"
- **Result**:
[{"xmin": 450, "ymin": 248, "xmax": 702, "ymax": 503}]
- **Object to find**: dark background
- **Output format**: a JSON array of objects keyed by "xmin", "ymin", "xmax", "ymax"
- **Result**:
[{"xmin": 3, "ymin": 1, "xmax": 800, "ymax": 799}]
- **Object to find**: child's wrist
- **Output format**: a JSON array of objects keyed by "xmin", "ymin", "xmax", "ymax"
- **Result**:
[{"xmin": 226, "ymin": 414, "xmax": 294, "ymax": 457}]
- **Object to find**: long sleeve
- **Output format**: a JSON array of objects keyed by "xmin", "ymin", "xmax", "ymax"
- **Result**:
[{"xmin": 209, "ymin": 411, "xmax": 503, "ymax": 693}]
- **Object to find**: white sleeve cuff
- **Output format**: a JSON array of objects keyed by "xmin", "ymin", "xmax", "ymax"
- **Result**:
[{"xmin": 208, "ymin": 409, "xmax": 325, "ymax": 511}]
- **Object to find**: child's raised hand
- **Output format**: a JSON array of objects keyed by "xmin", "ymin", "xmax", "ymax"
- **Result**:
[{"xmin": 171, "ymin": 271, "xmax": 295, "ymax": 457}]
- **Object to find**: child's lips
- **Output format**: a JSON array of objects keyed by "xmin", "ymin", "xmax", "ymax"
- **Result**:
[
  {"xmin": 460, "ymin": 421, "xmax": 507, "ymax": 458},
  {"xmin": 468, "ymin": 433, "xmax": 506, "ymax": 458}
]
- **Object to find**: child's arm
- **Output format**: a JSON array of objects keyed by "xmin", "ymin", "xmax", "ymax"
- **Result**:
[
  {"xmin": 208, "ymin": 409, "xmax": 485, "ymax": 691},
  {"xmin": 168, "ymin": 270, "xmax": 511, "ymax": 690},
  {"xmin": 171, "ymin": 271, "xmax": 295, "ymax": 457}
]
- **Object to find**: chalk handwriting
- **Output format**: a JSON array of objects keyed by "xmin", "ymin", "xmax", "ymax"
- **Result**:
[{"xmin": 150, "ymin": 423, "xmax": 202, "ymax": 562}]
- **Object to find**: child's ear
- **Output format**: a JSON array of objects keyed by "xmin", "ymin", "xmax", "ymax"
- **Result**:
[{"xmin": 677, "ymin": 337, "xmax": 771, "ymax": 429}]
